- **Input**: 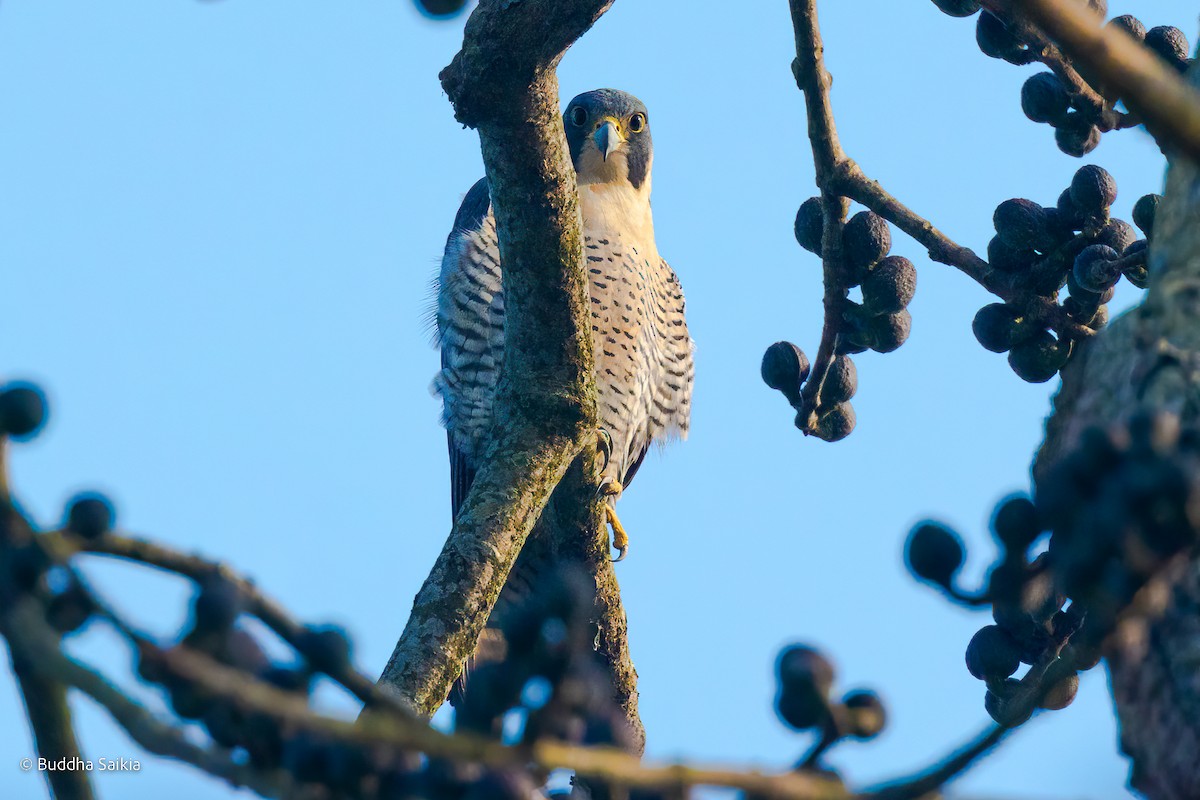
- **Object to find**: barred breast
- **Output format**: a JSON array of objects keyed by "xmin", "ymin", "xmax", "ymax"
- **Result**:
[{"xmin": 434, "ymin": 179, "xmax": 694, "ymax": 501}]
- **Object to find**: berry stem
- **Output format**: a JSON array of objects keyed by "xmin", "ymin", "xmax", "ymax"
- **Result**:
[{"xmin": 832, "ymin": 161, "xmax": 1096, "ymax": 341}]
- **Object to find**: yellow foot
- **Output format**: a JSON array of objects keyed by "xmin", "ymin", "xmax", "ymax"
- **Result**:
[
  {"xmin": 606, "ymin": 505, "xmax": 629, "ymax": 563},
  {"xmin": 599, "ymin": 478, "xmax": 628, "ymax": 562}
]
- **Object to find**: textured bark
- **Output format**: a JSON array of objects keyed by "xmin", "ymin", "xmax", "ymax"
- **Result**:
[
  {"xmin": 376, "ymin": 0, "xmax": 624, "ymax": 720},
  {"xmin": 1034, "ymin": 65, "xmax": 1200, "ymax": 800},
  {"xmin": 534, "ymin": 460, "xmax": 644, "ymax": 751}
]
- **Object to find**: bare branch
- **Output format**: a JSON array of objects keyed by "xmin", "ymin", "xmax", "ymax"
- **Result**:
[
  {"xmin": 788, "ymin": 0, "xmax": 851, "ymax": 428},
  {"xmin": 863, "ymin": 725, "xmax": 1007, "ymax": 800}
]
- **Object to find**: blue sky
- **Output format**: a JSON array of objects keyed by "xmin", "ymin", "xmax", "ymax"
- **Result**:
[{"xmin": 0, "ymin": 2, "xmax": 1185, "ymax": 798}]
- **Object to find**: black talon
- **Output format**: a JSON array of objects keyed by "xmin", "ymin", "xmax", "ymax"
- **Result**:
[{"xmin": 596, "ymin": 428, "xmax": 614, "ymax": 472}]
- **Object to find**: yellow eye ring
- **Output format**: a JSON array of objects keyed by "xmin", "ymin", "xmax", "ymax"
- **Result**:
[
  {"xmin": 628, "ymin": 113, "xmax": 646, "ymax": 133},
  {"xmin": 570, "ymin": 106, "xmax": 588, "ymax": 127}
]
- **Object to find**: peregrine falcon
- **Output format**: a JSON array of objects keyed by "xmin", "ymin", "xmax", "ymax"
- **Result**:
[{"xmin": 433, "ymin": 88, "xmax": 694, "ymax": 560}]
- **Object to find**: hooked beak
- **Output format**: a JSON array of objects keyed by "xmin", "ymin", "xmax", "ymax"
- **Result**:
[{"xmin": 593, "ymin": 119, "xmax": 623, "ymax": 161}]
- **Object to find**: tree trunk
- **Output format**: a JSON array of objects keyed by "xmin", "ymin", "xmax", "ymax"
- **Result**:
[{"xmin": 1034, "ymin": 65, "xmax": 1200, "ymax": 800}]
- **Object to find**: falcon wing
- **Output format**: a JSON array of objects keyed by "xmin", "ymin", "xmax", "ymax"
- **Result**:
[{"xmin": 438, "ymin": 177, "xmax": 493, "ymax": 523}]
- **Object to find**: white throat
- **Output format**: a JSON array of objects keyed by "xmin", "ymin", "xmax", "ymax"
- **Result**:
[{"xmin": 577, "ymin": 177, "xmax": 656, "ymax": 257}]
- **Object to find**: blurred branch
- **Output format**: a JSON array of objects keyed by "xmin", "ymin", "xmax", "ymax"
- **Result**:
[
  {"xmin": 0, "ymin": 487, "xmax": 95, "ymax": 800},
  {"xmin": 2, "ymin": 599, "xmax": 285, "ymax": 797},
  {"xmin": 981, "ymin": 2, "xmax": 1112, "ymax": 120},
  {"xmin": 863, "ymin": 725, "xmax": 1007, "ymax": 800},
  {"xmin": 376, "ymin": 0, "xmax": 626, "ymax": 722},
  {"xmin": 154, "ymin": 635, "xmax": 850, "ymax": 799},
  {"xmin": 9, "ymin": 646, "xmax": 94, "ymax": 800},
  {"xmin": 54, "ymin": 530, "xmax": 408, "ymax": 717},
  {"xmin": 996, "ymin": 0, "xmax": 1200, "ymax": 159},
  {"xmin": 2, "ymin": 488, "xmax": 1068, "ymax": 800}
]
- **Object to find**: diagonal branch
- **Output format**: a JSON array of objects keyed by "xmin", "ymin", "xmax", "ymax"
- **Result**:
[
  {"xmin": 1001, "ymin": 0, "xmax": 1200, "ymax": 160},
  {"xmin": 147, "ymin": 640, "xmax": 851, "ymax": 800},
  {"xmin": 862, "ymin": 725, "xmax": 1007, "ymax": 800},
  {"xmin": 54, "ymin": 530, "xmax": 410, "ymax": 718},
  {"xmin": 828, "ymin": 161, "xmax": 1093, "ymax": 340},
  {"xmin": 376, "ymin": 0, "xmax": 616, "ymax": 719}
]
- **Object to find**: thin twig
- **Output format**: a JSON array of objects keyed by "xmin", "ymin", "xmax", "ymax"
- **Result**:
[{"xmin": 831, "ymin": 158, "xmax": 1095, "ymax": 341}]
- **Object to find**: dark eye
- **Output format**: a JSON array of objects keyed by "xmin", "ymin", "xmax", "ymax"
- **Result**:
[
  {"xmin": 570, "ymin": 107, "xmax": 588, "ymax": 127},
  {"xmin": 628, "ymin": 113, "xmax": 646, "ymax": 133}
]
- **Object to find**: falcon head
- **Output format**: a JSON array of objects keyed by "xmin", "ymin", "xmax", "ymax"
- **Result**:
[{"xmin": 564, "ymin": 89, "xmax": 653, "ymax": 191}]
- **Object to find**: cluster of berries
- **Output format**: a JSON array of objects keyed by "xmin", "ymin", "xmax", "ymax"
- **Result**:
[
  {"xmin": 906, "ymin": 412, "xmax": 1199, "ymax": 728},
  {"xmin": 793, "ymin": 202, "xmax": 918, "ymax": 357},
  {"xmin": 971, "ymin": 164, "xmax": 1156, "ymax": 382},
  {"xmin": 1038, "ymin": 413, "xmax": 1198, "ymax": 654},
  {"xmin": 907, "ymin": 512, "xmax": 1083, "ymax": 728},
  {"xmin": 765, "ymin": 205, "xmax": 917, "ymax": 441},
  {"xmin": 774, "ymin": 644, "xmax": 886, "ymax": 774},
  {"xmin": 931, "ymin": 1, "xmax": 1192, "ymax": 157},
  {"xmin": 1020, "ymin": 16, "xmax": 1191, "ymax": 156},
  {"xmin": 455, "ymin": 566, "xmax": 634, "ymax": 751}
]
